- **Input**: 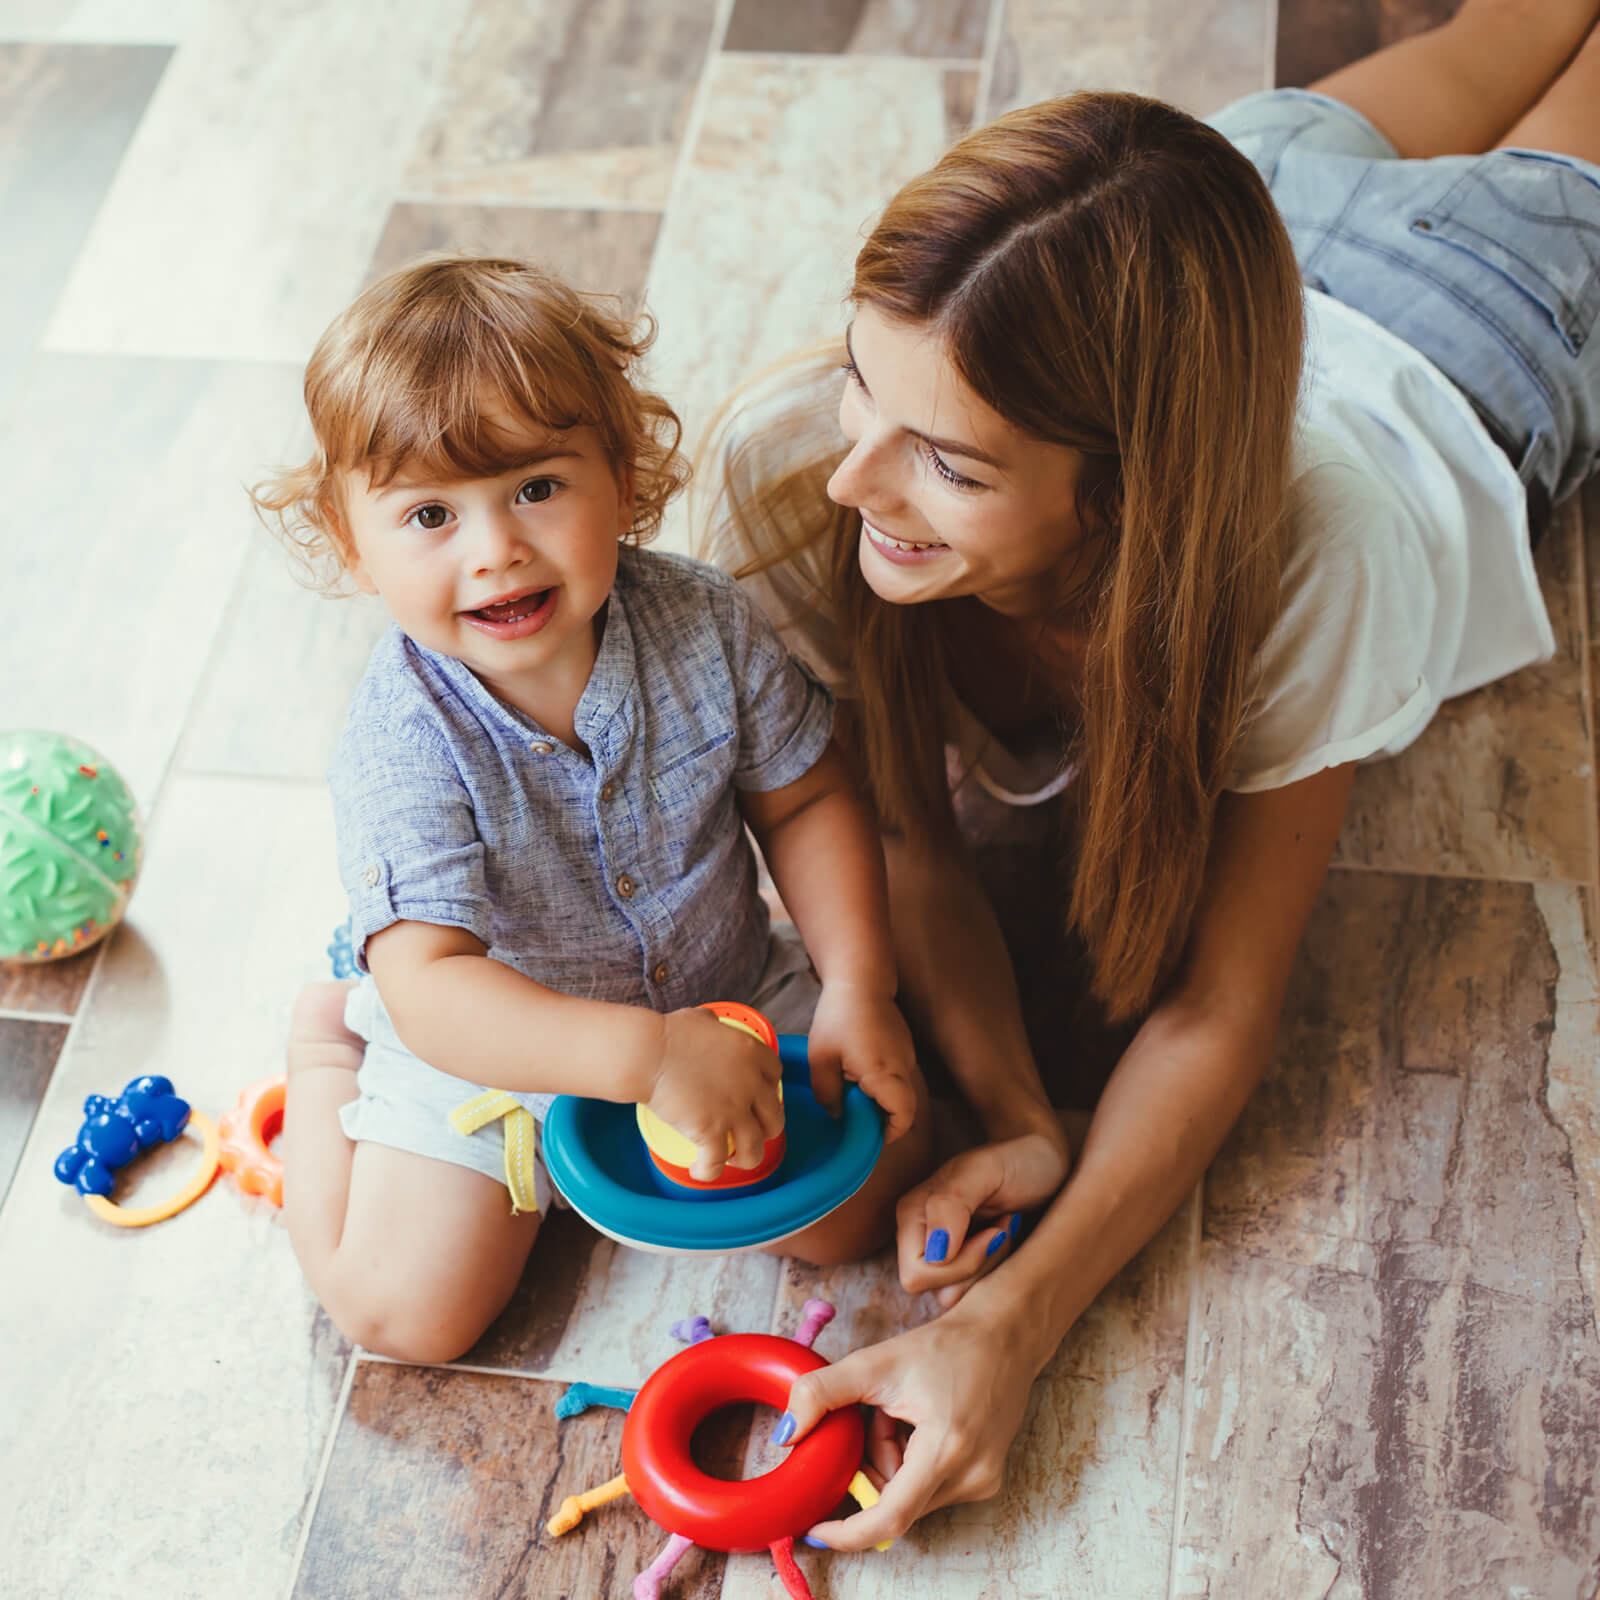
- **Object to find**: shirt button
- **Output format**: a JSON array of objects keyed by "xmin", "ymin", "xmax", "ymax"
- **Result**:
[
  {"xmin": 617, "ymin": 873, "xmax": 636, "ymax": 899},
  {"xmin": 530, "ymin": 741, "xmax": 554, "ymax": 755},
  {"xmin": 600, "ymin": 780, "xmax": 617, "ymax": 801},
  {"xmin": 652, "ymin": 961, "xmax": 669, "ymax": 985},
  {"xmin": 361, "ymin": 863, "xmax": 381, "ymax": 887}
]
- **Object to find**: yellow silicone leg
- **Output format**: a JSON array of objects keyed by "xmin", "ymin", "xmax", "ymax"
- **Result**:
[{"xmin": 547, "ymin": 1472, "xmax": 630, "ymax": 1536}]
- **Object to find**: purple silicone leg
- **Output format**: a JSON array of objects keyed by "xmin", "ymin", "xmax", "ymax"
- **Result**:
[
  {"xmin": 633, "ymin": 1532, "xmax": 696, "ymax": 1600},
  {"xmin": 670, "ymin": 1314, "xmax": 714, "ymax": 1344},
  {"xmin": 792, "ymin": 1299, "xmax": 835, "ymax": 1351}
]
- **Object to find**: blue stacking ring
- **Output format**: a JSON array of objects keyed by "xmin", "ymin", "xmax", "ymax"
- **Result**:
[{"xmin": 541, "ymin": 1035, "xmax": 885, "ymax": 1253}]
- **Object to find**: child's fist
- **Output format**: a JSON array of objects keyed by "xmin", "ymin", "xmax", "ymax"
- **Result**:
[{"xmin": 806, "ymin": 982, "xmax": 919, "ymax": 1142}]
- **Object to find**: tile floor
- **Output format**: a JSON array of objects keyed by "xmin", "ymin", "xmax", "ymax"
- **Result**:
[{"xmin": 2, "ymin": 2, "xmax": 1598, "ymax": 1597}]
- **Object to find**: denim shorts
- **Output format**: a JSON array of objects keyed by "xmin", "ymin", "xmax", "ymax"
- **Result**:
[{"xmin": 1210, "ymin": 88, "xmax": 1600, "ymax": 524}]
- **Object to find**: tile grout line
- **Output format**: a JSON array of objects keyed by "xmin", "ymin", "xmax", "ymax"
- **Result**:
[
  {"xmin": 975, "ymin": 0, "xmax": 1008, "ymax": 117},
  {"xmin": 0, "ymin": 1007, "xmax": 76, "ymax": 1025},
  {"xmin": 279, "ymin": 1345, "xmax": 360, "ymax": 1600},
  {"xmin": 1165, "ymin": 1182, "xmax": 1205, "ymax": 1600},
  {"xmin": 656, "ymin": 0, "xmax": 739, "ymax": 233}
]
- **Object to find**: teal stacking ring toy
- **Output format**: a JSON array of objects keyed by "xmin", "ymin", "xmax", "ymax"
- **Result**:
[{"xmin": 541, "ymin": 1034, "xmax": 885, "ymax": 1253}]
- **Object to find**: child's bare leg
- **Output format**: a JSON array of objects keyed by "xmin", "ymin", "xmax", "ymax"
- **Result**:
[
  {"xmin": 1309, "ymin": 0, "xmax": 1599, "ymax": 157},
  {"xmin": 766, "ymin": 1065, "xmax": 935, "ymax": 1267},
  {"xmin": 1496, "ymin": 21, "xmax": 1600, "ymax": 162},
  {"xmin": 282, "ymin": 981, "xmax": 540, "ymax": 1361}
]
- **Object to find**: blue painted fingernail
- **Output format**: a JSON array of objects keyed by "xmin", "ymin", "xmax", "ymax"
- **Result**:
[
  {"xmin": 924, "ymin": 1227, "xmax": 949, "ymax": 1263},
  {"xmin": 771, "ymin": 1412, "xmax": 797, "ymax": 1446},
  {"xmin": 803, "ymin": 1534, "xmax": 831, "ymax": 1550},
  {"xmin": 986, "ymin": 1228, "xmax": 1009, "ymax": 1256},
  {"xmin": 1009, "ymin": 1211, "xmax": 1023, "ymax": 1235}
]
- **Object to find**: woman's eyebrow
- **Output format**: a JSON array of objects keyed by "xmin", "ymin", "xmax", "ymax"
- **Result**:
[{"xmin": 844, "ymin": 323, "xmax": 1004, "ymax": 469}]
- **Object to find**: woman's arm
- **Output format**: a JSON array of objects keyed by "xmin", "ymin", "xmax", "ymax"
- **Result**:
[{"xmin": 778, "ymin": 760, "xmax": 1356, "ymax": 1548}]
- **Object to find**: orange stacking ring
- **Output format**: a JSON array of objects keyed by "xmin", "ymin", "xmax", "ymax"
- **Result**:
[{"xmin": 218, "ymin": 1073, "xmax": 287, "ymax": 1206}]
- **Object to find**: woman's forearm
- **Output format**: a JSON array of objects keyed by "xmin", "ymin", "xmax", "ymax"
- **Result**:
[
  {"xmin": 882, "ymin": 832, "xmax": 1060, "ymax": 1142},
  {"xmin": 969, "ymin": 997, "xmax": 1275, "ymax": 1371}
]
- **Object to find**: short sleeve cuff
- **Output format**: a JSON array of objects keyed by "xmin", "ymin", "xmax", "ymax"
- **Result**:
[
  {"xmin": 733, "ymin": 664, "xmax": 835, "ymax": 792},
  {"xmin": 345, "ymin": 858, "xmax": 494, "ymax": 970}
]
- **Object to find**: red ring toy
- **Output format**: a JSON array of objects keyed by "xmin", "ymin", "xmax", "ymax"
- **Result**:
[{"xmin": 621, "ymin": 1332, "xmax": 865, "ymax": 1552}]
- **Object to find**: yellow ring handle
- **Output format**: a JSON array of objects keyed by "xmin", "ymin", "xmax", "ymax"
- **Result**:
[{"xmin": 83, "ymin": 1110, "xmax": 221, "ymax": 1228}]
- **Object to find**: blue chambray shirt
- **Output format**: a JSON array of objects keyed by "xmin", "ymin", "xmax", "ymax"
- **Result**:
[{"xmin": 328, "ymin": 545, "xmax": 834, "ymax": 1018}]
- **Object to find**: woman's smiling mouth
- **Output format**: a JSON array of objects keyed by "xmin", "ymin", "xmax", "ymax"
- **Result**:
[{"xmin": 862, "ymin": 516, "xmax": 950, "ymax": 561}]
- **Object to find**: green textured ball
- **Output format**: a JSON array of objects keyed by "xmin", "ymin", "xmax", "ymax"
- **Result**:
[{"xmin": 0, "ymin": 731, "xmax": 142, "ymax": 964}]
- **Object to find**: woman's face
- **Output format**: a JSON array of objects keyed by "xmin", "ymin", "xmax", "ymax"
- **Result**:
[{"xmin": 828, "ymin": 304, "xmax": 1093, "ymax": 618}]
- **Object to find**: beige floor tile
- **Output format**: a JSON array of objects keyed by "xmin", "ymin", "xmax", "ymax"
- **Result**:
[
  {"xmin": 1176, "ymin": 871, "xmax": 1600, "ymax": 1596},
  {"xmin": 643, "ymin": 54, "xmax": 977, "ymax": 553},
  {"xmin": 0, "ymin": 775, "xmax": 350, "ymax": 1600},
  {"xmin": 295, "ymin": 1362, "xmax": 735, "ymax": 1599},
  {"xmin": 1335, "ymin": 499, "xmax": 1595, "ymax": 885},
  {"xmin": 724, "ymin": 0, "xmax": 993, "ymax": 57},
  {"xmin": 989, "ymin": 0, "xmax": 1275, "ymax": 119},
  {"xmin": 399, "ymin": 0, "xmax": 719, "ymax": 212},
  {"xmin": 716, "ymin": 1204, "xmax": 1194, "ymax": 1598},
  {"xmin": 42, "ymin": 0, "xmax": 475, "ymax": 362},
  {"xmin": 0, "ymin": 355, "xmax": 305, "ymax": 812},
  {"xmin": 0, "ymin": 1, "xmax": 206, "ymax": 41},
  {"xmin": 180, "ymin": 538, "xmax": 389, "ymax": 782}
]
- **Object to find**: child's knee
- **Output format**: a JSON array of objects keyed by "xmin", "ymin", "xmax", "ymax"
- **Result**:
[
  {"xmin": 323, "ymin": 1278, "xmax": 498, "ymax": 1365},
  {"xmin": 286, "ymin": 981, "xmax": 364, "ymax": 1077}
]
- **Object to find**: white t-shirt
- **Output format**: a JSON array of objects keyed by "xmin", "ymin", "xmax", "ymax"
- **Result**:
[{"xmin": 1226, "ymin": 290, "xmax": 1553, "ymax": 791}]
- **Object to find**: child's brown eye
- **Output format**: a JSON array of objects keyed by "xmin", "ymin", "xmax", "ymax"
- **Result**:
[
  {"xmin": 518, "ymin": 477, "xmax": 556, "ymax": 504},
  {"xmin": 413, "ymin": 504, "xmax": 449, "ymax": 530}
]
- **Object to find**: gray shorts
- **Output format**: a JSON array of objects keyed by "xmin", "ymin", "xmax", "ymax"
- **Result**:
[
  {"xmin": 337, "ymin": 922, "xmax": 822, "ymax": 1211},
  {"xmin": 1211, "ymin": 88, "xmax": 1600, "ymax": 521}
]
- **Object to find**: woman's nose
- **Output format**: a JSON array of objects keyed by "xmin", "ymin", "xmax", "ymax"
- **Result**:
[{"xmin": 826, "ymin": 433, "xmax": 884, "ymax": 510}]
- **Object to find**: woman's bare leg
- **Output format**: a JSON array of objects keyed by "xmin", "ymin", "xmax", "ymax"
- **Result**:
[
  {"xmin": 1309, "ymin": 0, "xmax": 1599, "ymax": 157},
  {"xmin": 1496, "ymin": 22, "xmax": 1600, "ymax": 161},
  {"xmin": 282, "ymin": 981, "xmax": 541, "ymax": 1362}
]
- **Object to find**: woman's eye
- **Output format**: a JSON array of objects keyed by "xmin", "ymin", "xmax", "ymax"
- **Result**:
[
  {"xmin": 840, "ymin": 357, "xmax": 865, "ymax": 389},
  {"xmin": 517, "ymin": 477, "xmax": 557, "ymax": 504},
  {"xmin": 924, "ymin": 443, "xmax": 982, "ymax": 490},
  {"xmin": 410, "ymin": 503, "xmax": 450, "ymax": 530}
]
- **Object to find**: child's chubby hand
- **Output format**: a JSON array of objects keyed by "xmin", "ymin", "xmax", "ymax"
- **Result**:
[
  {"xmin": 805, "ymin": 980, "xmax": 919, "ymax": 1142},
  {"xmin": 642, "ymin": 1007, "xmax": 786, "ymax": 1182}
]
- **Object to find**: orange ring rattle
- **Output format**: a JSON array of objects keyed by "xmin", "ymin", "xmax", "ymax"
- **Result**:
[
  {"xmin": 621, "ymin": 1332, "xmax": 865, "ymax": 1553},
  {"xmin": 84, "ymin": 1111, "xmax": 221, "ymax": 1228},
  {"xmin": 218, "ymin": 1073, "xmax": 286, "ymax": 1206}
]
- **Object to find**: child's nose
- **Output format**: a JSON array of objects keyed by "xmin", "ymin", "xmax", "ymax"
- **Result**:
[{"xmin": 469, "ymin": 506, "xmax": 530, "ymax": 574}]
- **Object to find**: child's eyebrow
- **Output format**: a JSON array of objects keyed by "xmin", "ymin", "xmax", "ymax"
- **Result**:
[{"xmin": 376, "ymin": 450, "xmax": 583, "ymax": 497}]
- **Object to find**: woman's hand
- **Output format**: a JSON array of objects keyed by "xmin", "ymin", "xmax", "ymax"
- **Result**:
[
  {"xmin": 773, "ymin": 1296, "xmax": 1044, "ymax": 1550},
  {"xmin": 805, "ymin": 978, "xmax": 919, "ymax": 1141},
  {"xmin": 896, "ymin": 1127, "xmax": 1072, "ymax": 1305}
]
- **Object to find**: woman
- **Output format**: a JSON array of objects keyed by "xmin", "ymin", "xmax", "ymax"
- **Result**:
[{"xmin": 696, "ymin": 0, "xmax": 1600, "ymax": 1550}]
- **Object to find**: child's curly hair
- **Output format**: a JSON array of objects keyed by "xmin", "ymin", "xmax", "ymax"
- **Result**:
[{"xmin": 252, "ymin": 253, "xmax": 690, "ymax": 590}]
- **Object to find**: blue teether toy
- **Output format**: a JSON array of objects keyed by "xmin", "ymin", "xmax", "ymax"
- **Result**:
[{"xmin": 53, "ymin": 1075, "xmax": 191, "ymax": 1198}]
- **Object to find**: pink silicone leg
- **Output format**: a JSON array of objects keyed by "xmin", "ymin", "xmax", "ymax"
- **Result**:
[
  {"xmin": 633, "ymin": 1532, "xmax": 695, "ymax": 1600},
  {"xmin": 792, "ymin": 1298, "xmax": 835, "ymax": 1351},
  {"xmin": 770, "ymin": 1536, "xmax": 815, "ymax": 1599}
]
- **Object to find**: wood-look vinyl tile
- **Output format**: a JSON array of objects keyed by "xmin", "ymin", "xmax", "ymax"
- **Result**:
[
  {"xmin": 463, "ymin": 1209, "xmax": 785, "ymax": 1391},
  {"xmin": 0, "ymin": 1016, "xmax": 68, "ymax": 1206},
  {"xmin": 0, "ymin": 355, "xmax": 306, "ymax": 814},
  {"xmin": 294, "ymin": 1362, "xmax": 732, "ymax": 1599},
  {"xmin": 401, "ymin": 0, "xmax": 719, "ymax": 213},
  {"xmin": 642, "ymin": 55, "xmax": 979, "ymax": 553},
  {"xmin": 0, "ymin": 43, "xmax": 170, "ymax": 421},
  {"xmin": 1275, "ymin": 0, "xmax": 1455, "ymax": 90},
  {"xmin": 0, "ymin": 946, "xmax": 99, "ymax": 1015},
  {"xmin": 0, "ymin": 1, "xmax": 205, "ymax": 43},
  {"xmin": 367, "ymin": 203, "xmax": 662, "ymax": 308},
  {"xmin": 724, "ymin": 0, "xmax": 992, "ymax": 58},
  {"xmin": 1335, "ymin": 497, "xmax": 1595, "ymax": 885},
  {"xmin": 42, "ymin": 0, "xmax": 475, "ymax": 362},
  {"xmin": 1176, "ymin": 871, "xmax": 1600, "ymax": 1596},
  {"xmin": 988, "ymin": 0, "xmax": 1275, "ymax": 121},
  {"xmin": 0, "ymin": 776, "xmax": 351, "ymax": 1600}
]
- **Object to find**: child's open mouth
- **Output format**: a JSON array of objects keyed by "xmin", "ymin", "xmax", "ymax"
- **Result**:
[{"xmin": 462, "ymin": 587, "xmax": 557, "ymax": 638}]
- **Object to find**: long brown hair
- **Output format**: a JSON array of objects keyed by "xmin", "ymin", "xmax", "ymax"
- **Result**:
[{"xmin": 707, "ymin": 93, "xmax": 1303, "ymax": 1022}]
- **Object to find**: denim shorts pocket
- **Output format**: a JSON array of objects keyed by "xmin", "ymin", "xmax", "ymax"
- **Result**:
[{"xmin": 1407, "ymin": 151, "xmax": 1600, "ymax": 356}]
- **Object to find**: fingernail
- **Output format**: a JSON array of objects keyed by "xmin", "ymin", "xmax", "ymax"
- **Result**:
[
  {"xmin": 923, "ymin": 1227, "xmax": 949, "ymax": 1263},
  {"xmin": 803, "ymin": 1534, "xmax": 831, "ymax": 1550},
  {"xmin": 1008, "ymin": 1211, "xmax": 1023, "ymax": 1236},
  {"xmin": 771, "ymin": 1412, "xmax": 797, "ymax": 1447},
  {"xmin": 986, "ymin": 1227, "xmax": 1010, "ymax": 1257}
]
